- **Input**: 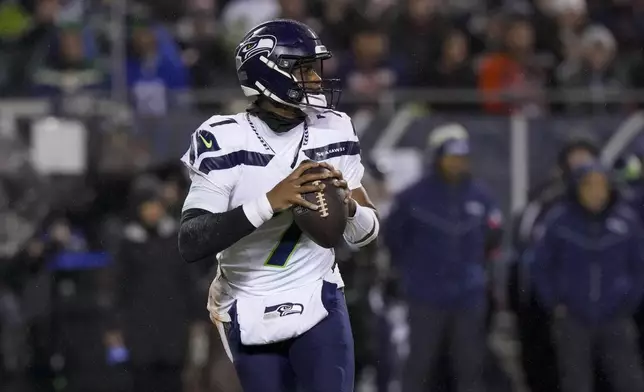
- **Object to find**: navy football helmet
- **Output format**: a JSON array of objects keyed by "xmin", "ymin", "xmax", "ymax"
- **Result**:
[{"xmin": 235, "ymin": 19, "xmax": 341, "ymax": 109}]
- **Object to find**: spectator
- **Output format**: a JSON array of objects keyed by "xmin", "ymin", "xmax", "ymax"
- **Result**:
[
  {"xmin": 183, "ymin": 13, "xmax": 235, "ymax": 91},
  {"xmin": 127, "ymin": 16, "xmax": 189, "ymax": 117},
  {"xmin": 558, "ymin": 25, "xmax": 624, "ymax": 114},
  {"xmin": 550, "ymin": 0, "xmax": 589, "ymax": 59},
  {"xmin": 614, "ymin": 153, "xmax": 644, "ymax": 389},
  {"xmin": 12, "ymin": 214, "xmax": 119, "ymax": 392},
  {"xmin": 509, "ymin": 136, "xmax": 599, "ymax": 392},
  {"xmin": 597, "ymin": 0, "xmax": 644, "ymax": 55},
  {"xmin": 0, "ymin": 0, "xmax": 58, "ymax": 96},
  {"xmin": 340, "ymin": 26, "xmax": 399, "ymax": 109},
  {"xmin": 514, "ymin": 136, "xmax": 600, "ymax": 251},
  {"xmin": 32, "ymin": 25, "xmax": 107, "ymax": 95},
  {"xmin": 531, "ymin": 162, "xmax": 644, "ymax": 392},
  {"xmin": 315, "ymin": 0, "xmax": 366, "ymax": 53},
  {"xmin": 127, "ymin": 15, "xmax": 189, "ymax": 160},
  {"xmin": 472, "ymin": 11, "xmax": 507, "ymax": 54},
  {"xmin": 105, "ymin": 177, "xmax": 203, "ymax": 392},
  {"xmin": 478, "ymin": 16, "xmax": 547, "ymax": 116},
  {"xmin": 277, "ymin": 0, "xmax": 309, "ymax": 22},
  {"xmin": 392, "ymin": 0, "xmax": 450, "ymax": 87},
  {"xmin": 424, "ymin": 29, "xmax": 478, "ymax": 112},
  {"xmin": 219, "ymin": 0, "xmax": 279, "ymax": 47},
  {"xmin": 523, "ymin": 0, "xmax": 560, "ymax": 59},
  {"xmin": 384, "ymin": 123, "xmax": 503, "ymax": 392}
]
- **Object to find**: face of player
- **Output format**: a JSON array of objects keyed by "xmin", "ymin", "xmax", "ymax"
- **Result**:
[
  {"xmin": 578, "ymin": 171, "xmax": 610, "ymax": 213},
  {"xmin": 294, "ymin": 62, "xmax": 322, "ymax": 92},
  {"xmin": 440, "ymin": 155, "xmax": 470, "ymax": 180}
]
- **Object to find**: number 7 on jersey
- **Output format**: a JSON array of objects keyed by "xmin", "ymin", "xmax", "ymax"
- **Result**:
[{"xmin": 264, "ymin": 222, "xmax": 303, "ymax": 268}]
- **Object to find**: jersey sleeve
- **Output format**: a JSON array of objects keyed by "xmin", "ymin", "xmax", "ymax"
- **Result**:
[
  {"xmin": 341, "ymin": 117, "xmax": 365, "ymax": 190},
  {"xmin": 182, "ymin": 172, "xmax": 232, "ymax": 213},
  {"xmin": 180, "ymin": 117, "xmax": 242, "ymax": 213}
]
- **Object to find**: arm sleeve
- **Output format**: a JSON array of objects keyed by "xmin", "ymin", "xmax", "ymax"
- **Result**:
[
  {"xmin": 179, "ymin": 207, "xmax": 257, "ymax": 263},
  {"xmin": 179, "ymin": 171, "xmax": 273, "ymax": 263}
]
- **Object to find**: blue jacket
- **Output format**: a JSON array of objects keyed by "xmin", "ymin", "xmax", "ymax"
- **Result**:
[
  {"xmin": 126, "ymin": 26, "xmax": 188, "ymax": 115},
  {"xmin": 531, "ymin": 199, "xmax": 644, "ymax": 324},
  {"xmin": 384, "ymin": 174, "xmax": 502, "ymax": 308}
]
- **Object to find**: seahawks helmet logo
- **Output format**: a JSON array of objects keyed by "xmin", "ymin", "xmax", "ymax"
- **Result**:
[
  {"xmin": 236, "ymin": 35, "xmax": 276, "ymax": 67},
  {"xmin": 263, "ymin": 302, "xmax": 304, "ymax": 319}
]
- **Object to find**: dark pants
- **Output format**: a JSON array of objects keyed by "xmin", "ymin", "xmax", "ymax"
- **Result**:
[
  {"xmin": 223, "ymin": 284, "xmax": 355, "ymax": 392},
  {"xmin": 553, "ymin": 315, "xmax": 644, "ymax": 392},
  {"xmin": 508, "ymin": 262, "xmax": 560, "ymax": 392},
  {"xmin": 403, "ymin": 303, "xmax": 487, "ymax": 392}
]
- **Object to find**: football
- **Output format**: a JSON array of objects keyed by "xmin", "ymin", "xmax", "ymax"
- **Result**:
[{"xmin": 293, "ymin": 166, "xmax": 349, "ymax": 248}]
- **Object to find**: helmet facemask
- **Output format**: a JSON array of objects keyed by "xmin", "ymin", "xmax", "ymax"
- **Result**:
[{"xmin": 282, "ymin": 54, "xmax": 341, "ymax": 110}]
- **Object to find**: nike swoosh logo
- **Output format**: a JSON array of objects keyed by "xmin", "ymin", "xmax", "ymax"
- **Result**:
[{"xmin": 199, "ymin": 134, "xmax": 213, "ymax": 149}]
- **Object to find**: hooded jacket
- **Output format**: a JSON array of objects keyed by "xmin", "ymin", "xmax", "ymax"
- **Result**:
[
  {"xmin": 384, "ymin": 172, "xmax": 502, "ymax": 308},
  {"xmin": 513, "ymin": 137, "xmax": 600, "ymax": 251},
  {"xmin": 530, "ymin": 164, "xmax": 644, "ymax": 324}
]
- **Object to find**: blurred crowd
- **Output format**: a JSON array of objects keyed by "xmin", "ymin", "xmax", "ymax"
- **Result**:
[
  {"xmin": 7, "ymin": 122, "xmax": 644, "ymax": 392},
  {"xmin": 5, "ymin": 0, "xmax": 644, "ymax": 392},
  {"xmin": 3, "ymin": 0, "xmax": 644, "ymax": 114}
]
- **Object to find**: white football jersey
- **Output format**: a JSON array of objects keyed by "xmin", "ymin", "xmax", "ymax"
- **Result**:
[{"xmin": 181, "ymin": 109, "xmax": 364, "ymax": 322}]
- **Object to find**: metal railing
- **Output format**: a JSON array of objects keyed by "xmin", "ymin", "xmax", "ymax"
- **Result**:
[
  {"xmin": 3, "ymin": 89, "xmax": 641, "ymax": 207},
  {"xmin": 1, "ymin": 87, "xmax": 642, "ymax": 132}
]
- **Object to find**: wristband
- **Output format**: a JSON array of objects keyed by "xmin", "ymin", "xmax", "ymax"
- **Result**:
[
  {"xmin": 243, "ymin": 194, "xmax": 274, "ymax": 228},
  {"xmin": 343, "ymin": 204, "xmax": 379, "ymax": 247}
]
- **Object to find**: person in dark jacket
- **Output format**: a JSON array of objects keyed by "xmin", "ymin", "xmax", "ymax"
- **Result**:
[
  {"xmin": 515, "ymin": 137, "xmax": 600, "ymax": 251},
  {"xmin": 105, "ymin": 176, "xmax": 204, "ymax": 392},
  {"xmin": 509, "ymin": 137, "xmax": 599, "ymax": 392},
  {"xmin": 531, "ymin": 162, "xmax": 644, "ymax": 392},
  {"xmin": 384, "ymin": 123, "xmax": 503, "ymax": 392},
  {"xmin": 613, "ymin": 154, "xmax": 644, "ymax": 365}
]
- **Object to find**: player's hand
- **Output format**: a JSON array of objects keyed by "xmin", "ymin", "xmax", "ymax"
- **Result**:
[
  {"xmin": 267, "ymin": 161, "xmax": 334, "ymax": 213},
  {"xmin": 317, "ymin": 162, "xmax": 355, "ymax": 212}
]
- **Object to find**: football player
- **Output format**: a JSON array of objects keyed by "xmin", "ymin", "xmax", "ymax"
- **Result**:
[{"xmin": 178, "ymin": 19, "xmax": 380, "ymax": 392}]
